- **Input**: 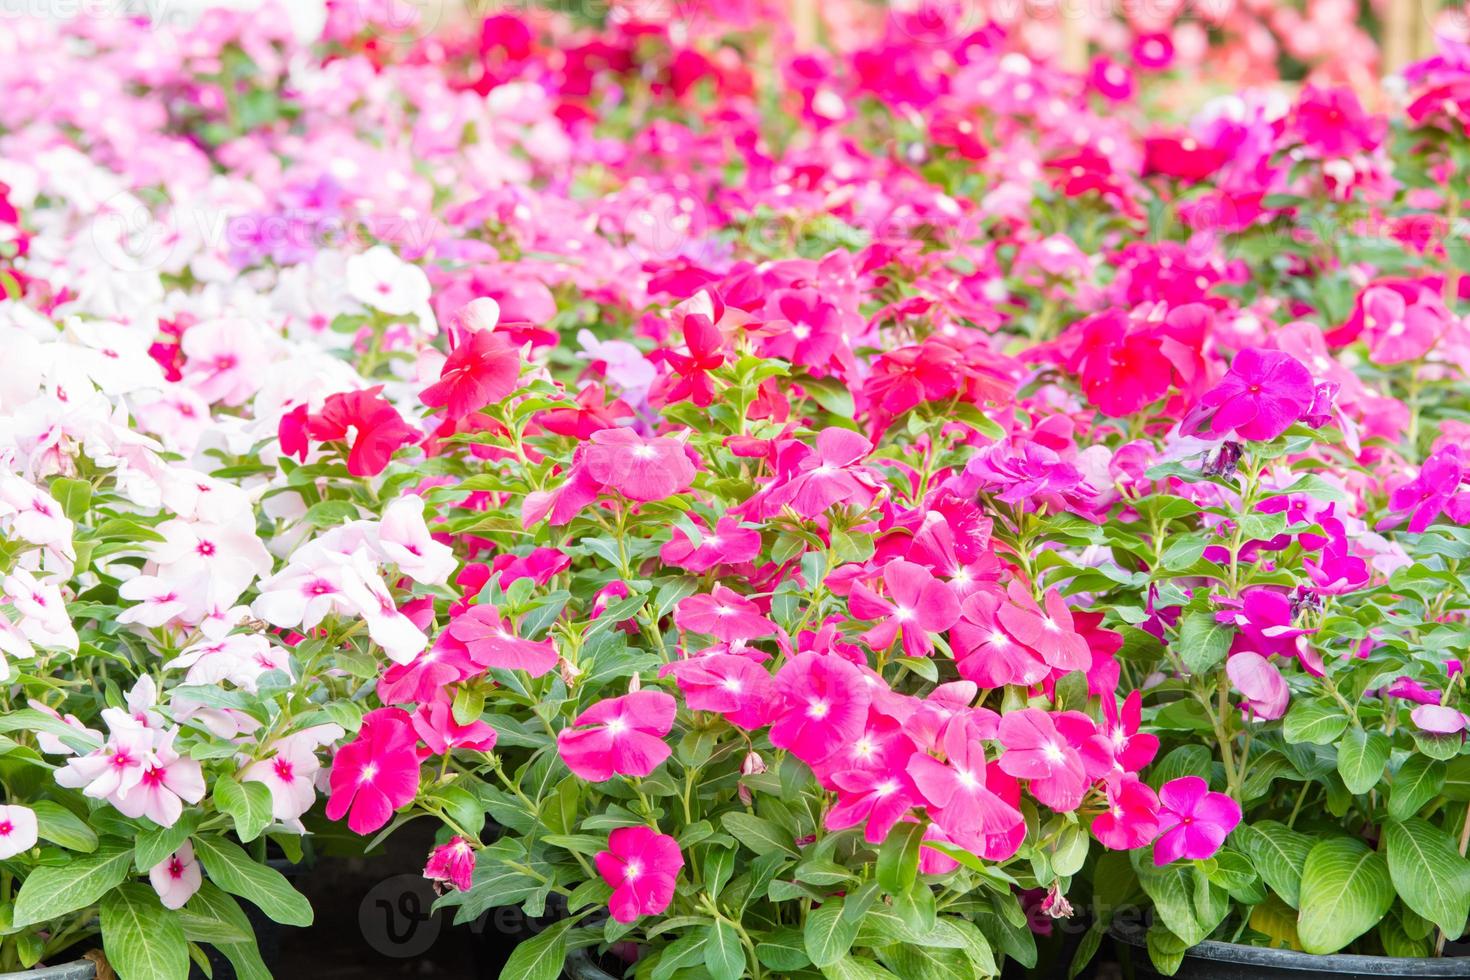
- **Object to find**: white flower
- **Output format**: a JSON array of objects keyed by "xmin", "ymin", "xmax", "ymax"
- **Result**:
[{"xmin": 346, "ymin": 246, "xmax": 432, "ymax": 317}]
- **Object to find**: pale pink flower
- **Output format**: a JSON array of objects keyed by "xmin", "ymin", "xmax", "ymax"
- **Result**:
[
  {"xmin": 149, "ymin": 842, "xmax": 202, "ymax": 910},
  {"xmin": 0, "ymin": 804, "xmax": 38, "ymax": 859}
]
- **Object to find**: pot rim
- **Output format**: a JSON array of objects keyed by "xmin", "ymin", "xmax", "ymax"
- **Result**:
[
  {"xmin": 1110, "ymin": 919, "xmax": 1470, "ymax": 976},
  {"xmin": 0, "ymin": 962, "xmax": 96, "ymax": 980}
]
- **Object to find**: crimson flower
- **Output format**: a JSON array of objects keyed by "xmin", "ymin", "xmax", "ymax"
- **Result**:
[
  {"xmin": 307, "ymin": 387, "xmax": 418, "ymax": 477},
  {"xmin": 420, "ymin": 329, "xmax": 521, "ymax": 419},
  {"xmin": 656, "ymin": 313, "xmax": 725, "ymax": 406},
  {"xmin": 326, "ymin": 708, "xmax": 422, "ymax": 834},
  {"xmin": 595, "ymin": 826, "xmax": 683, "ymax": 923}
]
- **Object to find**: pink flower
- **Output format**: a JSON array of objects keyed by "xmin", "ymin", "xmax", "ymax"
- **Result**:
[
  {"xmin": 908, "ymin": 717, "xmax": 1024, "ymax": 857},
  {"xmin": 1153, "ymin": 776, "xmax": 1241, "ymax": 865},
  {"xmin": 674, "ymin": 586, "xmax": 776, "ymax": 642},
  {"xmin": 595, "ymin": 826, "xmax": 683, "ymax": 923},
  {"xmin": 849, "ymin": 560, "xmax": 961, "ymax": 658},
  {"xmin": 660, "ymin": 516, "xmax": 761, "ymax": 573},
  {"xmin": 110, "ymin": 729, "xmax": 206, "ymax": 828},
  {"xmin": 1092, "ymin": 775, "xmax": 1160, "ymax": 851},
  {"xmin": 412, "ymin": 699, "xmax": 498, "ymax": 754},
  {"xmin": 1226, "ymin": 652, "xmax": 1290, "ymax": 720},
  {"xmin": 149, "ymin": 842, "xmax": 202, "ymax": 910},
  {"xmin": 447, "ymin": 605, "xmax": 558, "ymax": 676},
  {"xmin": 660, "ymin": 653, "xmax": 775, "ymax": 729},
  {"xmin": 1191, "ymin": 348, "xmax": 1314, "ymax": 443},
  {"xmin": 378, "ymin": 632, "xmax": 480, "ymax": 705},
  {"xmin": 1101, "ymin": 691, "xmax": 1159, "ymax": 774},
  {"xmin": 769, "ymin": 653, "xmax": 872, "ymax": 764},
  {"xmin": 0, "ymin": 804, "xmax": 37, "ymax": 860},
  {"xmin": 996, "ymin": 709, "xmax": 1099, "ymax": 812},
  {"xmin": 420, "ymin": 327, "xmax": 521, "ymax": 420},
  {"xmin": 995, "ymin": 584, "xmax": 1090, "ymax": 672},
  {"xmin": 1411, "ymin": 704, "xmax": 1470, "ymax": 735},
  {"xmin": 1361, "ymin": 285, "xmax": 1445, "ymax": 365},
  {"xmin": 241, "ymin": 731, "xmax": 335, "ymax": 823},
  {"xmin": 585, "ymin": 427, "xmax": 697, "ymax": 502},
  {"xmin": 424, "ymin": 836, "xmax": 476, "ymax": 892},
  {"xmin": 307, "ymin": 387, "xmax": 419, "ymax": 478},
  {"xmin": 763, "ymin": 428, "xmax": 880, "ymax": 518},
  {"xmin": 952, "ymin": 590, "xmax": 1048, "ymax": 687},
  {"xmin": 827, "ymin": 766, "xmax": 921, "ymax": 845},
  {"xmin": 557, "ymin": 691, "xmax": 676, "ymax": 782},
  {"xmin": 326, "ymin": 708, "xmax": 423, "ymax": 835}
]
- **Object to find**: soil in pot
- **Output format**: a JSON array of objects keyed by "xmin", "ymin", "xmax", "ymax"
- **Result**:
[{"xmin": 1113, "ymin": 919, "xmax": 1470, "ymax": 979}]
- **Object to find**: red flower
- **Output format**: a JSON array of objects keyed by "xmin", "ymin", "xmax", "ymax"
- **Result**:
[
  {"xmin": 420, "ymin": 329, "xmax": 521, "ymax": 420},
  {"xmin": 655, "ymin": 313, "xmax": 725, "ymax": 407},
  {"xmin": 307, "ymin": 387, "xmax": 418, "ymax": 477}
]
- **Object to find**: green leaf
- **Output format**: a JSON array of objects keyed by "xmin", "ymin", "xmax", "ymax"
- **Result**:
[
  {"xmin": 1388, "ymin": 757, "xmax": 1446, "ymax": 821},
  {"xmin": 1232, "ymin": 821, "xmax": 1312, "ymax": 908},
  {"xmin": 50, "ymin": 477, "xmax": 92, "ymax": 521},
  {"xmin": 101, "ymin": 883, "xmax": 189, "ymax": 980},
  {"xmin": 1384, "ymin": 819, "xmax": 1470, "ymax": 939},
  {"xmin": 705, "ymin": 920, "xmax": 745, "ymax": 980},
  {"xmin": 214, "ymin": 780, "xmax": 274, "ymax": 844},
  {"xmin": 885, "ymin": 943, "xmax": 973, "ymax": 980},
  {"xmin": 802, "ymin": 375, "xmax": 856, "ymax": 418},
  {"xmin": 1296, "ymin": 837, "xmax": 1395, "ymax": 954},
  {"xmin": 805, "ymin": 899, "xmax": 859, "ymax": 968},
  {"xmin": 819, "ymin": 955, "xmax": 899, "ymax": 979},
  {"xmin": 1135, "ymin": 858, "xmax": 1206, "ymax": 946},
  {"xmin": 191, "ymin": 836, "xmax": 312, "ymax": 927},
  {"xmin": 1177, "ymin": 611, "xmax": 1232, "ymax": 676},
  {"xmin": 756, "ymin": 927, "xmax": 810, "ymax": 970},
  {"xmin": 1052, "ymin": 824, "xmax": 1090, "ymax": 878},
  {"xmin": 1146, "ymin": 924, "xmax": 1189, "ymax": 975},
  {"xmin": 29, "ymin": 800, "xmax": 98, "ymax": 853},
  {"xmin": 877, "ymin": 820, "xmax": 926, "ymax": 894},
  {"xmin": 1336, "ymin": 728, "xmax": 1390, "ymax": 794},
  {"xmin": 1282, "ymin": 700, "xmax": 1350, "ymax": 745},
  {"xmin": 722, "ymin": 812, "xmax": 798, "ymax": 856},
  {"xmin": 499, "ymin": 917, "xmax": 573, "ymax": 980},
  {"xmin": 186, "ymin": 883, "xmax": 269, "ymax": 980},
  {"xmin": 12, "ymin": 842, "xmax": 133, "ymax": 926}
]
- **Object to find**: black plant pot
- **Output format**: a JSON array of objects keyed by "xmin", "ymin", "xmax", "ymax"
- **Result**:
[
  {"xmin": 1113, "ymin": 920, "xmax": 1470, "ymax": 978},
  {"xmin": 564, "ymin": 948, "xmax": 619, "ymax": 979}
]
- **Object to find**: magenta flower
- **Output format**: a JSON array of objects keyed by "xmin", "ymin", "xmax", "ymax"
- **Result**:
[
  {"xmin": 660, "ymin": 653, "xmax": 775, "ymax": 730},
  {"xmin": 412, "ymin": 699, "xmax": 498, "ymax": 755},
  {"xmin": 557, "ymin": 691, "xmax": 676, "ymax": 782},
  {"xmin": 660, "ymin": 516, "xmax": 761, "ymax": 573},
  {"xmin": 326, "ymin": 708, "xmax": 423, "ymax": 835},
  {"xmin": 908, "ymin": 716, "xmax": 1024, "ymax": 854},
  {"xmin": 849, "ymin": 560, "xmax": 961, "ymax": 658},
  {"xmin": 1361, "ymin": 285, "xmax": 1445, "ymax": 365},
  {"xmin": 1153, "ymin": 776, "xmax": 1241, "ymax": 865},
  {"xmin": 1226, "ymin": 652, "xmax": 1289, "ymax": 720},
  {"xmin": 952, "ymin": 589, "xmax": 1049, "ymax": 687},
  {"xmin": 769, "ymin": 653, "xmax": 872, "ymax": 765},
  {"xmin": 826, "ymin": 767, "xmax": 921, "ymax": 845},
  {"xmin": 424, "ymin": 836, "xmax": 476, "ymax": 893},
  {"xmin": 763, "ymin": 428, "xmax": 881, "ymax": 518},
  {"xmin": 1101, "ymin": 691, "xmax": 1159, "ymax": 774},
  {"xmin": 585, "ymin": 427, "xmax": 697, "ymax": 502},
  {"xmin": 595, "ymin": 826, "xmax": 683, "ymax": 923},
  {"xmin": 996, "ymin": 709, "xmax": 1103, "ymax": 812},
  {"xmin": 995, "ymin": 584, "xmax": 1090, "ymax": 672},
  {"xmin": 447, "ymin": 605, "xmax": 558, "ymax": 677},
  {"xmin": 674, "ymin": 586, "xmax": 776, "ymax": 642},
  {"xmin": 1389, "ymin": 445, "xmax": 1470, "ymax": 533},
  {"xmin": 1092, "ymin": 775, "xmax": 1160, "ymax": 851},
  {"xmin": 1192, "ymin": 348, "xmax": 1314, "ymax": 443}
]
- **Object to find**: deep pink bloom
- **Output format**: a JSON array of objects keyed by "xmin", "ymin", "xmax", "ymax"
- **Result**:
[
  {"xmin": 763, "ymin": 428, "xmax": 881, "ymax": 518},
  {"xmin": 656, "ymin": 313, "xmax": 726, "ymax": 407},
  {"xmin": 996, "ymin": 709, "xmax": 1100, "ymax": 812},
  {"xmin": 827, "ymin": 766, "xmax": 921, "ymax": 845},
  {"xmin": 326, "ymin": 708, "xmax": 422, "ymax": 835},
  {"xmin": 412, "ymin": 699, "xmax": 498, "ymax": 754},
  {"xmin": 1390, "ymin": 445, "xmax": 1470, "ymax": 532},
  {"xmin": 674, "ymin": 586, "xmax": 776, "ymax": 642},
  {"xmin": 1191, "ymin": 348, "xmax": 1314, "ymax": 443},
  {"xmin": 952, "ymin": 590, "xmax": 1049, "ymax": 687},
  {"xmin": 377, "ymin": 631, "xmax": 480, "ymax": 705},
  {"xmin": 1226, "ymin": 652, "xmax": 1290, "ymax": 720},
  {"xmin": 908, "ymin": 716, "xmax": 1024, "ymax": 857},
  {"xmin": 307, "ymin": 387, "xmax": 418, "ymax": 477},
  {"xmin": 660, "ymin": 516, "xmax": 761, "ymax": 573},
  {"xmin": 423, "ymin": 836, "xmax": 476, "ymax": 892},
  {"xmin": 1091, "ymin": 775, "xmax": 1160, "ymax": 851},
  {"xmin": 278, "ymin": 404, "xmax": 311, "ymax": 462},
  {"xmin": 447, "ymin": 605, "xmax": 558, "ymax": 677},
  {"xmin": 1153, "ymin": 776, "xmax": 1241, "ymax": 865},
  {"xmin": 996, "ymin": 584, "xmax": 1090, "ymax": 673},
  {"xmin": 769, "ymin": 653, "xmax": 872, "ymax": 765},
  {"xmin": 1101, "ymin": 691, "xmax": 1159, "ymax": 774},
  {"xmin": 849, "ymin": 560, "xmax": 961, "ymax": 658},
  {"xmin": 660, "ymin": 653, "xmax": 774, "ymax": 729},
  {"xmin": 557, "ymin": 691, "xmax": 676, "ymax": 782},
  {"xmin": 595, "ymin": 826, "xmax": 683, "ymax": 923},
  {"xmin": 420, "ymin": 328, "xmax": 521, "ymax": 419},
  {"xmin": 1361, "ymin": 285, "xmax": 1445, "ymax": 365},
  {"xmin": 585, "ymin": 427, "xmax": 697, "ymax": 502}
]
